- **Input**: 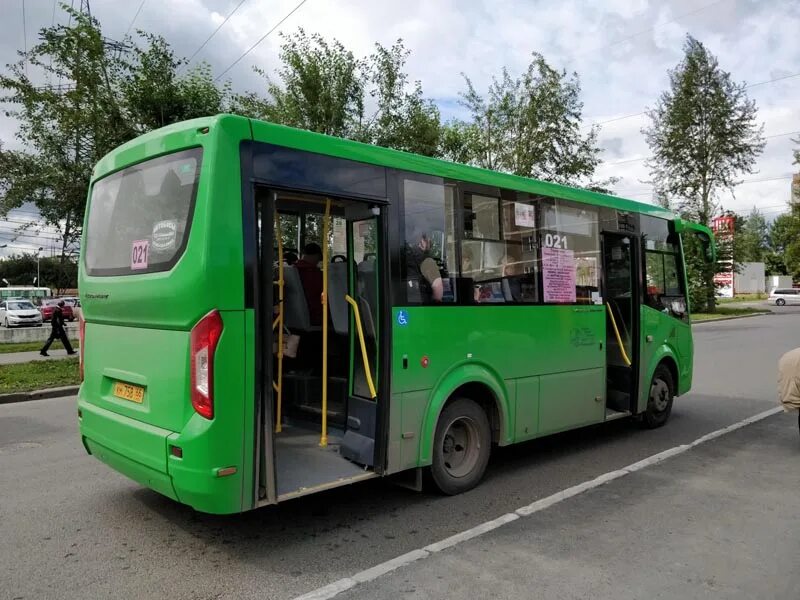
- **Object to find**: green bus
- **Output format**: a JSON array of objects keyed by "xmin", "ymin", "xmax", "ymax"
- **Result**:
[{"xmin": 77, "ymin": 114, "xmax": 714, "ymax": 514}]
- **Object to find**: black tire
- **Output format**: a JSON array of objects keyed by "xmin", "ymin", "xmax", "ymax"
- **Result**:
[
  {"xmin": 776, "ymin": 298, "xmax": 786, "ymax": 306},
  {"xmin": 430, "ymin": 397, "xmax": 491, "ymax": 495},
  {"xmin": 641, "ymin": 364, "xmax": 674, "ymax": 429}
]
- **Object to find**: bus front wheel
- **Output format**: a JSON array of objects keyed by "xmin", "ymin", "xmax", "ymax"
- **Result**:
[
  {"xmin": 641, "ymin": 364, "xmax": 674, "ymax": 429},
  {"xmin": 430, "ymin": 397, "xmax": 491, "ymax": 495}
]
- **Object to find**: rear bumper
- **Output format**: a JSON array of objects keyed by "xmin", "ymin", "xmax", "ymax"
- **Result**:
[
  {"xmin": 79, "ymin": 400, "xmax": 179, "ymax": 501},
  {"xmin": 79, "ymin": 399, "xmax": 245, "ymax": 514}
]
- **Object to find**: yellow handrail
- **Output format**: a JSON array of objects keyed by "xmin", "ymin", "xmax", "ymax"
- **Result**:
[
  {"xmin": 320, "ymin": 199, "xmax": 331, "ymax": 447},
  {"xmin": 274, "ymin": 209, "xmax": 285, "ymax": 433},
  {"xmin": 345, "ymin": 294, "xmax": 378, "ymax": 400},
  {"xmin": 606, "ymin": 303, "xmax": 632, "ymax": 367}
]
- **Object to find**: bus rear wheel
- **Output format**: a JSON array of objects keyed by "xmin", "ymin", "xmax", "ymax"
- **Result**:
[
  {"xmin": 430, "ymin": 397, "xmax": 491, "ymax": 495},
  {"xmin": 641, "ymin": 364, "xmax": 674, "ymax": 429}
]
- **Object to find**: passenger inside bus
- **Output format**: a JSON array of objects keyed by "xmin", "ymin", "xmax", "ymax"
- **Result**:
[
  {"xmin": 293, "ymin": 242, "xmax": 324, "ymax": 326},
  {"xmin": 405, "ymin": 229, "xmax": 444, "ymax": 303}
]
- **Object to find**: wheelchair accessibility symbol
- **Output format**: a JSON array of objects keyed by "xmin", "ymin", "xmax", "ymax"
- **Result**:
[{"xmin": 397, "ymin": 310, "xmax": 409, "ymax": 327}]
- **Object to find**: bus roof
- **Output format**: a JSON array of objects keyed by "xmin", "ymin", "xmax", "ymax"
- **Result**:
[{"xmin": 93, "ymin": 114, "xmax": 676, "ymax": 220}]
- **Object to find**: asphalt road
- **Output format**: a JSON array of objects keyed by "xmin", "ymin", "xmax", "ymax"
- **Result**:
[{"xmin": 1, "ymin": 311, "xmax": 798, "ymax": 600}]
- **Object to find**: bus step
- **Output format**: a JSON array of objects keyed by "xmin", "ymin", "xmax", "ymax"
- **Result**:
[{"xmin": 605, "ymin": 407, "xmax": 631, "ymax": 421}]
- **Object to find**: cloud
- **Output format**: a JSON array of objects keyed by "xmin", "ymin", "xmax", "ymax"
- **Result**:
[{"xmin": 0, "ymin": 0, "xmax": 797, "ymax": 222}]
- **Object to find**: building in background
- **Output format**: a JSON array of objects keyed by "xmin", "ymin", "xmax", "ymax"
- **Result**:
[{"xmin": 734, "ymin": 262, "xmax": 766, "ymax": 295}]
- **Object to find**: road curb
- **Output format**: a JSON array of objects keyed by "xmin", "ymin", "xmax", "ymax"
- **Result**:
[
  {"xmin": 692, "ymin": 312, "xmax": 771, "ymax": 325},
  {"xmin": 0, "ymin": 385, "xmax": 79, "ymax": 404}
]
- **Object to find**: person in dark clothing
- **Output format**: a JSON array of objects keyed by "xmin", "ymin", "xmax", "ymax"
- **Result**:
[
  {"xmin": 405, "ymin": 231, "xmax": 443, "ymax": 303},
  {"xmin": 294, "ymin": 242, "xmax": 324, "ymax": 326},
  {"xmin": 40, "ymin": 301, "xmax": 76, "ymax": 356}
]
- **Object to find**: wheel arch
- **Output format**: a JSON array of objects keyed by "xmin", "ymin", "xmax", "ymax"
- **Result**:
[
  {"xmin": 418, "ymin": 362, "xmax": 511, "ymax": 466},
  {"xmin": 638, "ymin": 346, "xmax": 681, "ymax": 413}
]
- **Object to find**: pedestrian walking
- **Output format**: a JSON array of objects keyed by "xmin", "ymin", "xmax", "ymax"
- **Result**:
[
  {"xmin": 777, "ymin": 347, "xmax": 800, "ymax": 435},
  {"xmin": 40, "ymin": 300, "xmax": 77, "ymax": 357}
]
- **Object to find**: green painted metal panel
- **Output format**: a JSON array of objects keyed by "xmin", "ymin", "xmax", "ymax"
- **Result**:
[
  {"xmin": 399, "ymin": 390, "xmax": 429, "ymax": 470},
  {"xmin": 514, "ymin": 376, "xmax": 540, "ymax": 442},
  {"xmin": 392, "ymin": 305, "xmax": 606, "ymax": 465},
  {"xmin": 538, "ymin": 368, "xmax": 605, "ymax": 434},
  {"xmin": 638, "ymin": 305, "xmax": 692, "ymax": 412}
]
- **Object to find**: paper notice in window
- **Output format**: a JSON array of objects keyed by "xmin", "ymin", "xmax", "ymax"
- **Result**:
[
  {"xmin": 514, "ymin": 202, "xmax": 536, "ymax": 228},
  {"xmin": 131, "ymin": 239, "xmax": 149, "ymax": 270},
  {"xmin": 542, "ymin": 247, "xmax": 576, "ymax": 303}
]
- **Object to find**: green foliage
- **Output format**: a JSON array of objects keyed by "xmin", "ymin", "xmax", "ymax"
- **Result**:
[
  {"xmin": 644, "ymin": 36, "xmax": 765, "ymax": 311},
  {"xmin": 643, "ymin": 36, "xmax": 765, "ymax": 226},
  {"xmin": 736, "ymin": 207, "xmax": 768, "ymax": 263},
  {"xmin": 0, "ymin": 254, "xmax": 77, "ymax": 292},
  {"xmin": 0, "ymin": 5, "xmax": 230, "ymax": 258},
  {"xmin": 235, "ymin": 31, "xmax": 441, "ymax": 157},
  {"xmin": 453, "ymin": 53, "xmax": 601, "ymax": 185}
]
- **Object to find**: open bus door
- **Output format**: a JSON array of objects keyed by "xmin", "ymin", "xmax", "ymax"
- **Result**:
[{"xmin": 255, "ymin": 189, "xmax": 386, "ymax": 505}]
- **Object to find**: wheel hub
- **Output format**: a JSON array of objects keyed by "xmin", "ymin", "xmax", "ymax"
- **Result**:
[
  {"xmin": 441, "ymin": 417, "xmax": 480, "ymax": 478},
  {"xmin": 650, "ymin": 378, "xmax": 670, "ymax": 412}
]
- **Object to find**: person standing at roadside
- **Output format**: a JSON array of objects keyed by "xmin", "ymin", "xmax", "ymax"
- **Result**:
[
  {"xmin": 40, "ymin": 301, "xmax": 76, "ymax": 357},
  {"xmin": 778, "ymin": 347, "xmax": 800, "ymax": 435}
]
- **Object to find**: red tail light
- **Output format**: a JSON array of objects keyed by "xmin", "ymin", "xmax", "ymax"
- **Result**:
[
  {"xmin": 190, "ymin": 310, "xmax": 223, "ymax": 420},
  {"xmin": 78, "ymin": 315, "xmax": 86, "ymax": 381}
]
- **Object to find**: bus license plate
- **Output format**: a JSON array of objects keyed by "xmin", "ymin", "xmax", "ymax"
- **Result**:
[{"xmin": 113, "ymin": 382, "xmax": 144, "ymax": 404}]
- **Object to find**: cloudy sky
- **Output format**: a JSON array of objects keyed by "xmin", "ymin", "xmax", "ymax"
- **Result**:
[{"xmin": 1, "ymin": 0, "xmax": 798, "ymax": 256}]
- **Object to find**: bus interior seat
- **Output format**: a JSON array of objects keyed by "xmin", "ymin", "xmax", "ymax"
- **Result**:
[
  {"xmin": 328, "ymin": 262, "xmax": 349, "ymax": 337},
  {"xmin": 282, "ymin": 266, "xmax": 317, "ymax": 333}
]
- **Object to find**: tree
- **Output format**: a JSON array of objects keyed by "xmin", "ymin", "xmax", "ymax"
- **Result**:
[
  {"xmin": 455, "ymin": 53, "xmax": 601, "ymax": 185},
  {"xmin": 643, "ymin": 35, "xmax": 765, "ymax": 310},
  {"xmin": 737, "ymin": 207, "xmax": 768, "ymax": 263},
  {"xmin": 121, "ymin": 33, "xmax": 230, "ymax": 134},
  {"xmin": 0, "ymin": 5, "xmax": 231, "ymax": 261},
  {"xmin": 0, "ymin": 7, "xmax": 131, "ymax": 262},
  {"xmin": 235, "ymin": 30, "xmax": 442, "ymax": 157}
]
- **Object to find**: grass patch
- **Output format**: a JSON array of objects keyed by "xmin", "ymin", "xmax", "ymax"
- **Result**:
[
  {"xmin": 0, "ymin": 340, "xmax": 79, "ymax": 354},
  {"xmin": 718, "ymin": 293, "xmax": 768, "ymax": 303},
  {"xmin": 0, "ymin": 358, "xmax": 80, "ymax": 394},
  {"xmin": 692, "ymin": 306, "xmax": 770, "ymax": 322}
]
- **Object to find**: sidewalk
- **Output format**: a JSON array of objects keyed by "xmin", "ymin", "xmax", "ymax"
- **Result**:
[
  {"xmin": 0, "ymin": 349, "xmax": 78, "ymax": 365},
  {"xmin": 341, "ymin": 413, "xmax": 800, "ymax": 600}
]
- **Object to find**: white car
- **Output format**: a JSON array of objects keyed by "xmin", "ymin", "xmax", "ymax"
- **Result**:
[
  {"xmin": 0, "ymin": 299, "xmax": 44, "ymax": 327},
  {"xmin": 769, "ymin": 288, "xmax": 800, "ymax": 306}
]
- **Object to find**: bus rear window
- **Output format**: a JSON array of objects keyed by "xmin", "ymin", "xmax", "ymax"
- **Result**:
[{"xmin": 84, "ymin": 148, "xmax": 202, "ymax": 276}]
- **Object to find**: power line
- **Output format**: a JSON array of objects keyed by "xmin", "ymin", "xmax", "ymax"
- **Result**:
[
  {"xmin": 183, "ymin": 0, "xmax": 248, "ymax": 70},
  {"xmin": 124, "ymin": 0, "xmax": 146, "ymax": 38},
  {"xmin": 22, "ymin": 0, "xmax": 28, "ymax": 77},
  {"xmin": 603, "ymin": 130, "xmax": 800, "ymax": 167},
  {"xmin": 615, "ymin": 174, "xmax": 794, "ymax": 197},
  {"xmin": 214, "ymin": 0, "xmax": 310, "ymax": 82},
  {"xmin": 587, "ymin": 0, "xmax": 728, "ymax": 57},
  {"xmin": 586, "ymin": 72, "xmax": 800, "ymax": 129}
]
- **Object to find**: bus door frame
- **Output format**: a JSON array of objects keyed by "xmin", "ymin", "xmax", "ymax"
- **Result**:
[
  {"xmin": 600, "ymin": 230, "xmax": 642, "ymax": 414},
  {"xmin": 248, "ymin": 183, "xmax": 393, "ymax": 507}
]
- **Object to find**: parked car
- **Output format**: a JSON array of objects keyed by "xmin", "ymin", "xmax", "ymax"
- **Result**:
[
  {"xmin": 769, "ymin": 288, "xmax": 800, "ymax": 306},
  {"xmin": 40, "ymin": 299, "xmax": 75, "ymax": 322},
  {"xmin": 0, "ymin": 299, "xmax": 44, "ymax": 328}
]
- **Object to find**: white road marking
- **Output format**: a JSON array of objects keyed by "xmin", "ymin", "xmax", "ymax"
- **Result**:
[{"xmin": 292, "ymin": 406, "xmax": 784, "ymax": 600}]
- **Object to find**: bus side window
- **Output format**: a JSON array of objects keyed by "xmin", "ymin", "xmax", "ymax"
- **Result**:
[{"xmin": 401, "ymin": 178, "xmax": 457, "ymax": 304}]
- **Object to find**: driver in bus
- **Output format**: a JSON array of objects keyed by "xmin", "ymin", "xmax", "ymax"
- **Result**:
[{"xmin": 406, "ymin": 229, "xmax": 443, "ymax": 303}]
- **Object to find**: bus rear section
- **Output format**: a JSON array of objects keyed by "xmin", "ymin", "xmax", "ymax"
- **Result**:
[{"xmin": 78, "ymin": 138, "xmax": 250, "ymax": 515}]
